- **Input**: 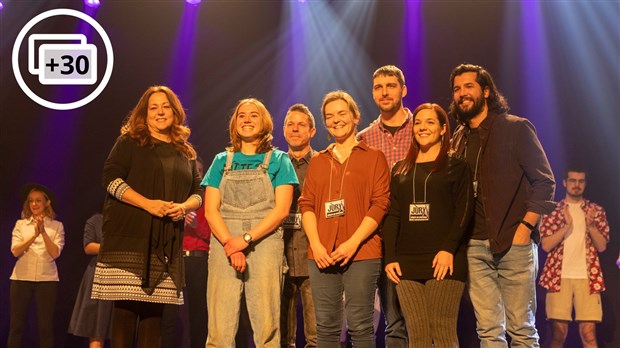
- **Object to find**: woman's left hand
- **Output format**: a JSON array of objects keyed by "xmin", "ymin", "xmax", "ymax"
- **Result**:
[
  {"xmin": 224, "ymin": 236, "xmax": 249, "ymax": 256},
  {"xmin": 432, "ymin": 251, "xmax": 454, "ymax": 280},
  {"xmin": 165, "ymin": 203, "xmax": 186, "ymax": 222},
  {"xmin": 330, "ymin": 239, "xmax": 359, "ymax": 267}
]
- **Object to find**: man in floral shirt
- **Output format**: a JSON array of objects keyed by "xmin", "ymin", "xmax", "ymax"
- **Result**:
[{"xmin": 539, "ymin": 168, "xmax": 610, "ymax": 348}]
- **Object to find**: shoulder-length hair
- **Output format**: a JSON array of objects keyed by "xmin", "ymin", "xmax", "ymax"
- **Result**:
[
  {"xmin": 120, "ymin": 85, "xmax": 196, "ymax": 159},
  {"xmin": 21, "ymin": 188, "xmax": 56, "ymax": 220},
  {"xmin": 394, "ymin": 103, "xmax": 451, "ymax": 175},
  {"xmin": 227, "ymin": 98, "xmax": 274, "ymax": 153},
  {"xmin": 448, "ymin": 64, "xmax": 509, "ymax": 121}
]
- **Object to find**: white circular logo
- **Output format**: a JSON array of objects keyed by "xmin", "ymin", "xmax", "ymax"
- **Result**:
[{"xmin": 12, "ymin": 8, "xmax": 114, "ymax": 111}]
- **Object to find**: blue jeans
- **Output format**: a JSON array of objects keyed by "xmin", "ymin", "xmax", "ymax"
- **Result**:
[
  {"xmin": 378, "ymin": 269, "xmax": 408, "ymax": 347},
  {"xmin": 467, "ymin": 239, "xmax": 540, "ymax": 347},
  {"xmin": 309, "ymin": 259, "xmax": 381, "ymax": 348}
]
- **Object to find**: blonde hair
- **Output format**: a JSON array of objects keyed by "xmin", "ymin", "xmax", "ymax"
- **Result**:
[
  {"xmin": 320, "ymin": 90, "xmax": 361, "ymax": 122},
  {"xmin": 21, "ymin": 188, "xmax": 55, "ymax": 219},
  {"xmin": 227, "ymin": 98, "xmax": 274, "ymax": 153}
]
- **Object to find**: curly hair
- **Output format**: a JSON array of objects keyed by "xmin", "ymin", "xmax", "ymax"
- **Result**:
[{"xmin": 120, "ymin": 85, "xmax": 196, "ymax": 159}]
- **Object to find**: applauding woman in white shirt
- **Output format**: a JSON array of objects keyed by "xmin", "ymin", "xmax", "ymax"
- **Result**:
[{"xmin": 8, "ymin": 184, "xmax": 65, "ymax": 348}]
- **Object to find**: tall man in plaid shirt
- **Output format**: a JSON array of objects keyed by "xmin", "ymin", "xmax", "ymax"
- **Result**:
[
  {"xmin": 357, "ymin": 65, "xmax": 412, "ymax": 347},
  {"xmin": 539, "ymin": 168, "xmax": 610, "ymax": 348}
]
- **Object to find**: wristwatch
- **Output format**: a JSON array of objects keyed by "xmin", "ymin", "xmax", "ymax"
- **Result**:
[{"xmin": 242, "ymin": 233, "xmax": 253, "ymax": 245}]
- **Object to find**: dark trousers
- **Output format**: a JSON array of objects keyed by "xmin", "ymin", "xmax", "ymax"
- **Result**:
[
  {"xmin": 8, "ymin": 280, "xmax": 58, "ymax": 348},
  {"xmin": 161, "ymin": 253, "xmax": 209, "ymax": 348},
  {"xmin": 281, "ymin": 275, "xmax": 317, "ymax": 347}
]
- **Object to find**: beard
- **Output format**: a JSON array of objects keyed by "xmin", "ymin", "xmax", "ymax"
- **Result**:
[
  {"xmin": 567, "ymin": 189, "xmax": 584, "ymax": 200},
  {"xmin": 455, "ymin": 94, "xmax": 486, "ymax": 123},
  {"xmin": 378, "ymin": 99, "xmax": 402, "ymax": 114}
]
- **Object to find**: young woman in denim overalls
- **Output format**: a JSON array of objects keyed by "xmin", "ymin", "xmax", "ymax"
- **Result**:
[{"xmin": 203, "ymin": 98, "xmax": 297, "ymax": 347}]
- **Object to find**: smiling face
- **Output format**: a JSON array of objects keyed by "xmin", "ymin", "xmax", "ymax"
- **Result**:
[
  {"xmin": 27, "ymin": 190, "xmax": 49, "ymax": 218},
  {"xmin": 452, "ymin": 71, "xmax": 488, "ymax": 122},
  {"xmin": 372, "ymin": 74, "xmax": 407, "ymax": 114},
  {"xmin": 146, "ymin": 92, "xmax": 174, "ymax": 138},
  {"xmin": 235, "ymin": 102, "xmax": 264, "ymax": 143},
  {"xmin": 323, "ymin": 99, "xmax": 359, "ymax": 142},
  {"xmin": 284, "ymin": 110, "xmax": 316, "ymax": 151},
  {"xmin": 413, "ymin": 108, "xmax": 446, "ymax": 151}
]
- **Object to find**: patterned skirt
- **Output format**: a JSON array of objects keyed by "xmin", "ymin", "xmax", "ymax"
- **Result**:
[{"xmin": 91, "ymin": 251, "xmax": 183, "ymax": 305}]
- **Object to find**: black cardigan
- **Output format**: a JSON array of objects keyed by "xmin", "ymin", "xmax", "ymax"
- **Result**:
[{"xmin": 99, "ymin": 135, "xmax": 203, "ymax": 294}]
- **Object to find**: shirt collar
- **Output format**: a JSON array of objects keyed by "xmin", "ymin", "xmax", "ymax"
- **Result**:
[
  {"xmin": 289, "ymin": 148, "xmax": 315, "ymax": 164},
  {"xmin": 320, "ymin": 141, "xmax": 369, "ymax": 156},
  {"xmin": 25, "ymin": 216, "xmax": 49, "ymax": 224},
  {"xmin": 560, "ymin": 198, "xmax": 590, "ymax": 210},
  {"xmin": 375, "ymin": 107, "xmax": 413, "ymax": 132}
]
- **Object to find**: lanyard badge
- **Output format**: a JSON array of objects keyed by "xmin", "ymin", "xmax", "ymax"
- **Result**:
[
  {"xmin": 325, "ymin": 199, "xmax": 345, "ymax": 218},
  {"xmin": 409, "ymin": 203, "xmax": 430, "ymax": 221},
  {"xmin": 283, "ymin": 213, "xmax": 302, "ymax": 229},
  {"xmin": 410, "ymin": 162, "xmax": 432, "ymax": 222}
]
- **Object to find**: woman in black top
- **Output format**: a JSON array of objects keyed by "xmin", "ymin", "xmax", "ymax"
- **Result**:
[
  {"xmin": 92, "ymin": 86, "xmax": 203, "ymax": 348},
  {"xmin": 382, "ymin": 103, "xmax": 473, "ymax": 347}
]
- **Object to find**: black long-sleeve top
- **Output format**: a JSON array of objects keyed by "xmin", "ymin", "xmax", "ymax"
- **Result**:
[{"xmin": 382, "ymin": 156, "xmax": 473, "ymax": 282}]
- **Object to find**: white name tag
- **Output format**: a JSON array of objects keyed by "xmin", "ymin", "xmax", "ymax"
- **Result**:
[
  {"xmin": 325, "ymin": 199, "xmax": 345, "ymax": 218},
  {"xmin": 409, "ymin": 203, "xmax": 430, "ymax": 222},
  {"xmin": 283, "ymin": 213, "xmax": 302, "ymax": 229}
]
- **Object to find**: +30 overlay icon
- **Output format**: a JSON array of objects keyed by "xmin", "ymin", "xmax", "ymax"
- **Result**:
[{"xmin": 12, "ymin": 8, "xmax": 114, "ymax": 110}]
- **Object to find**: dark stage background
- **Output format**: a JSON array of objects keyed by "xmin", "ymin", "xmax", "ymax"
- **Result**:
[{"xmin": 1, "ymin": 1, "xmax": 618, "ymax": 347}]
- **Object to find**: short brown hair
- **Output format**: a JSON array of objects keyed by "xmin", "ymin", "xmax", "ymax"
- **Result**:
[
  {"xmin": 285, "ymin": 103, "xmax": 316, "ymax": 129},
  {"xmin": 373, "ymin": 65, "xmax": 405, "ymax": 87}
]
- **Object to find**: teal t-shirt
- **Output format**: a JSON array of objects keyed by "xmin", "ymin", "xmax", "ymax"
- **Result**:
[{"xmin": 202, "ymin": 149, "xmax": 298, "ymax": 189}]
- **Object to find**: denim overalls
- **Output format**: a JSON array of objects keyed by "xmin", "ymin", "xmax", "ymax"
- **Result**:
[{"xmin": 207, "ymin": 150, "xmax": 284, "ymax": 347}]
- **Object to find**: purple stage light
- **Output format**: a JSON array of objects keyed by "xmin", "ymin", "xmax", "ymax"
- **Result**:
[
  {"xmin": 0, "ymin": 2, "xmax": 4, "ymax": 10},
  {"xmin": 84, "ymin": 0, "xmax": 100, "ymax": 8},
  {"xmin": 186, "ymin": 0, "xmax": 202, "ymax": 4}
]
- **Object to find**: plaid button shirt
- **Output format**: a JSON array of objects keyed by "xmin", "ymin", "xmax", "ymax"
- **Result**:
[{"xmin": 357, "ymin": 108, "xmax": 413, "ymax": 168}]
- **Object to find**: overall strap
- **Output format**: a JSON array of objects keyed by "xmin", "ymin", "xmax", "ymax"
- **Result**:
[
  {"xmin": 224, "ymin": 151, "xmax": 234, "ymax": 173},
  {"xmin": 260, "ymin": 150, "xmax": 273, "ymax": 170}
]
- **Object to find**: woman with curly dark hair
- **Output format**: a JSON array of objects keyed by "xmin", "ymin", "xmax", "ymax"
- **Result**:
[{"xmin": 92, "ymin": 86, "xmax": 204, "ymax": 348}]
